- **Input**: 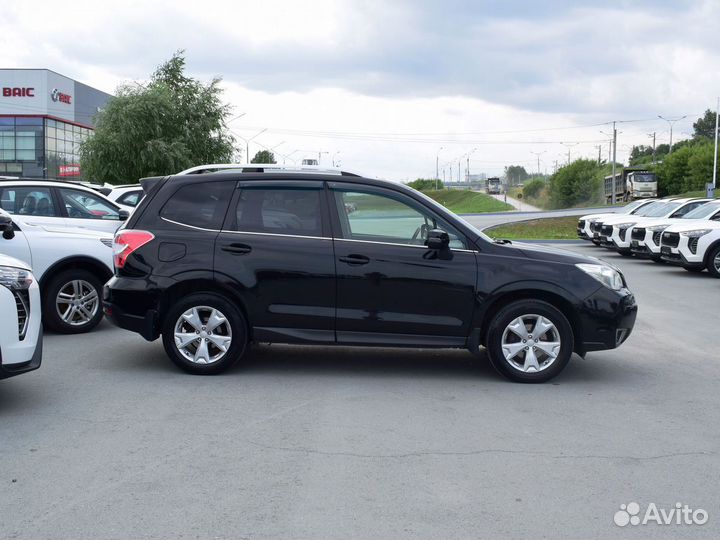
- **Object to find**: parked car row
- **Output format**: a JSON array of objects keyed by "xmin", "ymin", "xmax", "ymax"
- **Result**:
[
  {"xmin": 577, "ymin": 197, "xmax": 720, "ymax": 278},
  {"xmin": 2, "ymin": 167, "xmax": 640, "ymax": 383}
]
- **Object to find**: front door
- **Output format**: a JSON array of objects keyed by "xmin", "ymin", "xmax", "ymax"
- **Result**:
[
  {"xmin": 214, "ymin": 182, "xmax": 336, "ymax": 343},
  {"xmin": 329, "ymin": 185, "xmax": 477, "ymax": 345}
]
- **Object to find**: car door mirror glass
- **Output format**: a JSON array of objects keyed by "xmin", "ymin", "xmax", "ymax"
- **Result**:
[
  {"xmin": 0, "ymin": 214, "xmax": 15, "ymax": 239},
  {"xmin": 119, "ymin": 209, "xmax": 130, "ymax": 221}
]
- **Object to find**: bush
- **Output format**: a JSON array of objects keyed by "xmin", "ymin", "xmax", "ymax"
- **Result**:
[
  {"xmin": 548, "ymin": 159, "xmax": 603, "ymax": 209},
  {"xmin": 523, "ymin": 179, "xmax": 545, "ymax": 199},
  {"xmin": 408, "ymin": 178, "xmax": 444, "ymax": 192}
]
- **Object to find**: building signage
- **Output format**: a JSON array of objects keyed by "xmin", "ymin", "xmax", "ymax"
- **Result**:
[
  {"xmin": 50, "ymin": 88, "xmax": 72, "ymax": 104},
  {"xmin": 2, "ymin": 87, "xmax": 35, "ymax": 97},
  {"xmin": 58, "ymin": 164, "xmax": 81, "ymax": 177}
]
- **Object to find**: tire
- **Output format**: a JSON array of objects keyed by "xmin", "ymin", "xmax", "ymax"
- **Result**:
[
  {"xmin": 162, "ymin": 293, "xmax": 247, "ymax": 374},
  {"xmin": 485, "ymin": 300, "xmax": 574, "ymax": 383},
  {"xmin": 706, "ymin": 245, "xmax": 720, "ymax": 278},
  {"xmin": 43, "ymin": 269, "xmax": 104, "ymax": 334}
]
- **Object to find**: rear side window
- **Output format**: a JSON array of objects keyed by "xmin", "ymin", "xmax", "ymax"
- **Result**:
[
  {"xmin": 160, "ymin": 181, "xmax": 235, "ymax": 229},
  {"xmin": 229, "ymin": 188, "xmax": 323, "ymax": 237},
  {"xmin": 0, "ymin": 187, "xmax": 57, "ymax": 216}
]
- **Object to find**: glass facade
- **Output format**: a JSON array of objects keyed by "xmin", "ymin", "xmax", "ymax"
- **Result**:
[{"xmin": 0, "ymin": 116, "xmax": 92, "ymax": 179}]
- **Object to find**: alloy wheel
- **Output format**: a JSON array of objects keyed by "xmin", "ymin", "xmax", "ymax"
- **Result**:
[
  {"xmin": 501, "ymin": 314, "xmax": 561, "ymax": 373},
  {"xmin": 55, "ymin": 279, "xmax": 99, "ymax": 326},
  {"xmin": 173, "ymin": 306, "xmax": 233, "ymax": 365}
]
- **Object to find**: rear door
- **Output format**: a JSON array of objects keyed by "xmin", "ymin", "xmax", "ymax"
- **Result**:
[
  {"xmin": 0, "ymin": 185, "xmax": 67, "ymax": 229},
  {"xmin": 214, "ymin": 181, "xmax": 336, "ymax": 343}
]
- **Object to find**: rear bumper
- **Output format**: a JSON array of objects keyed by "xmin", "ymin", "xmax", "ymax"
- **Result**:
[
  {"xmin": 0, "ymin": 327, "xmax": 42, "ymax": 380},
  {"xmin": 577, "ymin": 286, "xmax": 637, "ymax": 355},
  {"xmin": 103, "ymin": 276, "xmax": 163, "ymax": 341}
]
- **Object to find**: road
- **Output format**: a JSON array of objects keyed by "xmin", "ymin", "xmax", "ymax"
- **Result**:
[
  {"xmin": 1, "ymin": 244, "xmax": 718, "ymax": 540},
  {"xmin": 461, "ymin": 205, "xmax": 615, "ymax": 230},
  {"xmin": 487, "ymin": 192, "xmax": 541, "ymax": 212}
]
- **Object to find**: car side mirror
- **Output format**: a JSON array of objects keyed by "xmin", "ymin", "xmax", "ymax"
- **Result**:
[
  {"xmin": 0, "ymin": 214, "xmax": 15, "ymax": 240},
  {"xmin": 118, "ymin": 209, "xmax": 130, "ymax": 221},
  {"xmin": 426, "ymin": 228, "xmax": 450, "ymax": 250}
]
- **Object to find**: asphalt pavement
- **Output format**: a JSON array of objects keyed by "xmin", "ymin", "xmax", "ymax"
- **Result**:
[
  {"xmin": 460, "ymin": 206, "xmax": 615, "ymax": 230},
  {"xmin": 1, "ymin": 244, "xmax": 718, "ymax": 540}
]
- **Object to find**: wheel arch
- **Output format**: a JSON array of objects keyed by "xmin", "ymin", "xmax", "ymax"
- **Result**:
[
  {"xmin": 475, "ymin": 285, "xmax": 583, "ymax": 353},
  {"xmin": 39, "ymin": 256, "xmax": 113, "ymax": 293},
  {"xmin": 157, "ymin": 278, "xmax": 252, "ymax": 338},
  {"xmin": 702, "ymin": 238, "xmax": 720, "ymax": 268}
]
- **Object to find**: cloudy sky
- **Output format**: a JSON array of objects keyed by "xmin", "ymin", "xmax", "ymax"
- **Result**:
[{"xmin": 2, "ymin": 0, "xmax": 719, "ymax": 181}]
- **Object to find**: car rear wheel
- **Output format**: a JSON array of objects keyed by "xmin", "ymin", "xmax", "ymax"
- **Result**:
[
  {"xmin": 162, "ymin": 293, "xmax": 247, "ymax": 374},
  {"xmin": 706, "ymin": 245, "xmax": 720, "ymax": 278},
  {"xmin": 485, "ymin": 300, "xmax": 573, "ymax": 383},
  {"xmin": 43, "ymin": 269, "xmax": 104, "ymax": 334}
]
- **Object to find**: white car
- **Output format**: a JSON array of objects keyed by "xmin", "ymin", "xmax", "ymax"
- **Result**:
[
  {"xmin": 629, "ymin": 200, "xmax": 720, "ymax": 261},
  {"xmin": 577, "ymin": 199, "xmax": 656, "ymax": 241},
  {"xmin": 594, "ymin": 199, "xmax": 710, "ymax": 255},
  {"xmin": 106, "ymin": 184, "xmax": 144, "ymax": 210},
  {"xmin": 660, "ymin": 218, "xmax": 720, "ymax": 277},
  {"xmin": 0, "ymin": 252, "xmax": 42, "ymax": 379},
  {"xmin": 0, "ymin": 179, "xmax": 129, "ymax": 234},
  {"xmin": 0, "ymin": 210, "xmax": 113, "ymax": 334}
]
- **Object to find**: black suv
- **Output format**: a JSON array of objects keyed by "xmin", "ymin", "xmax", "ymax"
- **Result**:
[{"xmin": 104, "ymin": 167, "xmax": 637, "ymax": 383}]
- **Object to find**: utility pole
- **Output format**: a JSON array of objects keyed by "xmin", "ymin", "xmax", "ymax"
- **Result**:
[
  {"xmin": 530, "ymin": 151, "xmax": 546, "ymax": 176},
  {"xmin": 560, "ymin": 142, "xmax": 579, "ymax": 164},
  {"xmin": 658, "ymin": 115, "xmax": 687, "ymax": 154},
  {"xmin": 611, "ymin": 121, "xmax": 617, "ymax": 205},
  {"xmin": 713, "ymin": 98, "xmax": 719, "ymax": 194},
  {"xmin": 435, "ymin": 146, "xmax": 444, "ymax": 190},
  {"xmin": 458, "ymin": 160, "xmax": 461, "ymax": 185},
  {"xmin": 595, "ymin": 145, "xmax": 602, "ymax": 165},
  {"xmin": 648, "ymin": 132, "xmax": 656, "ymax": 164}
]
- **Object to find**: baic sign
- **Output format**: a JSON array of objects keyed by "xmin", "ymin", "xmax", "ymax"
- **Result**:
[
  {"xmin": 58, "ymin": 164, "xmax": 80, "ymax": 177},
  {"xmin": 2, "ymin": 87, "xmax": 35, "ymax": 97},
  {"xmin": 50, "ymin": 88, "xmax": 72, "ymax": 104}
]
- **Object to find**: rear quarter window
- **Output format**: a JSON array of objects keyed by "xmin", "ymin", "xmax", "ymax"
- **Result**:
[{"xmin": 159, "ymin": 181, "xmax": 235, "ymax": 230}]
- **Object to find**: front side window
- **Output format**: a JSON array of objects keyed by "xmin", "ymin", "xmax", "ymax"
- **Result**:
[
  {"xmin": 333, "ymin": 190, "xmax": 466, "ymax": 249},
  {"xmin": 0, "ymin": 187, "xmax": 57, "ymax": 216},
  {"xmin": 671, "ymin": 202, "xmax": 705, "ymax": 218},
  {"xmin": 229, "ymin": 188, "xmax": 322, "ymax": 237},
  {"xmin": 59, "ymin": 188, "xmax": 120, "ymax": 220}
]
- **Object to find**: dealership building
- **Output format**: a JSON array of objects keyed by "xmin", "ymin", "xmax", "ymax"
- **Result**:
[{"xmin": 0, "ymin": 69, "xmax": 112, "ymax": 180}]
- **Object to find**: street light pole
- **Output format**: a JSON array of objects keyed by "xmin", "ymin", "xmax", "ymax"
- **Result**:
[
  {"xmin": 658, "ymin": 114, "xmax": 687, "ymax": 154},
  {"xmin": 435, "ymin": 147, "xmax": 444, "ymax": 190},
  {"xmin": 713, "ymin": 98, "xmax": 719, "ymax": 193}
]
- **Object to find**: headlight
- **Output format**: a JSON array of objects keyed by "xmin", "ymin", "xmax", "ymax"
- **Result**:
[
  {"xmin": 576, "ymin": 263, "xmax": 624, "ymax": 290},
  {"xmin": 614, "ymin": 222, "xmax": 636, "ymax": 229},
  {"xmin": 647, "ymin": 224, "xmax": 670, "ymax": 232},
  {"xmin": 680, "ymin": 229, "xmax": 711, "ymax": 237},
  {"xmin": 0, "ymin": 265, "xmax": 33, "ymax": 291}
]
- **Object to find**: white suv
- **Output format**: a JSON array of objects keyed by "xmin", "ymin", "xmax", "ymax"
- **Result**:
[
  {"xmin": 0, "ymin": 210, "xmax": 113, "ymax": 333},
  {"xmin": 594, "ymin": 199, "xmax": 710, "ymax": 255},
  {"xmin": 577, "ymin": 199, "xmax": 655, "ymax": 242},
  {"xmin": 0, "ymin": 179, "xmax": 129, "ymax": 234},
  {"xmin": 0, "ymin": 252, "xmax": 42, "ymax": 379},
  {"xmin": 629, "ymin": 200, "xmax": 720, "ymax": 261},
  {"xmin": 660, "ymin": 218, "xmax": 720, "ymax": 277},
  {"xmin": 106, "ymin": 184, "xmax": 143, "ymax": 210}
]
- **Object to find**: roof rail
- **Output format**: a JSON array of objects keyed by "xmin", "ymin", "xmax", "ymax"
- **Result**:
[{"xmin": 175, "ymin": 163, "xmax": 360, "ymax": 177}]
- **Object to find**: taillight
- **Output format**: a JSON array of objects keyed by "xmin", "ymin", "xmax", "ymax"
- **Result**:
[{"xmin": 113, "ymin": 230, "xmax": 154, "ymax": 269}]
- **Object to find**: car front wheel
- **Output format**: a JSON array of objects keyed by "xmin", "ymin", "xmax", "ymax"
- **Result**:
[
  {"xmin": 706, "ymin": 245, "xmax": 720, "ymax": 278},
  {"xmin": 162, "ymin": 293, "xmax": 247, "ymax": 374},
  {"xmin": 43, "ymin": 269, "xmax": 104, "ymax": 334},
  {"xmin": 485, "ymin": 300, "xmax": 574, "ymax": 383}
]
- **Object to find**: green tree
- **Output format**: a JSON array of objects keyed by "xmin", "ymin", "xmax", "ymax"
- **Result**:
[
  {"xmin": 80, "ymin": 51, "xmax": 235, "ymax": 184},
  {"xmin": 407, "ymin": 178, "xmax": 443, "ymax": 191},
  {"xmin": 686, "ymin": 142, "xmax": 715, "ymax": 192},
  {"xmin": 522, "ymin": 178, "xmax": 545, "ymax": 199},
  {"xmin": 251, "ymin": 150, "xmax": 276, "ymax": 164},
  {"xmin": 692, "ymin": 109, "xmax": 718, "ymax": 140},
  {"xmin": 656, "ymin": 145, "xmax": 693, "ymax": 196},
  {"xmin": 504, "ymin": 165, "xmax": 529, "ymax": 185},
  {"xmin": 548, "ymin": 159, "xmax": 603, "ymax": 209}
]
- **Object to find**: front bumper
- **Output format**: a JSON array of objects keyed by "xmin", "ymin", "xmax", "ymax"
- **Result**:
[
  {"xmin": 577, "ymin": 286, "xmax": 638, "ymax": 355},
  {"xmin": 0, "ymin": 327, "xmax": 42, "ymax": 380}
]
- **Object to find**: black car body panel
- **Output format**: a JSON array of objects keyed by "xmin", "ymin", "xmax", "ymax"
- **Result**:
[{"xmin": 105, "ymin": 172, "xmax": 638, "ymax": 359}]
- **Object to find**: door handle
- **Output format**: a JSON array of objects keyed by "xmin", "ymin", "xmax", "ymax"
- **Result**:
[
  {"xmin": 221, "ymin": 243, "xmax": 252, "ymax": 255},
  {"xmin": 338, "ymin": 254, "xmax": 370, "ymax": 265}
]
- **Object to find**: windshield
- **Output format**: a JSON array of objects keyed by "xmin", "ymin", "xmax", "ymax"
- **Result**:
[
  {"xmin": 684, "ymin": 202, "xmax": 720, "ymax": 219},
  {"xmin": 633, "ymin": 201, "xmax": 665, "ymax": 216},
  {"xmin": 633, "ymin": 173, "xmax": 656, "ymax": 182},
  {"xmin": 623, "ymin": 199, "xmax": 650, "ymax": 213},
  {"xmin": 644, "ymin": 202, "xmax": 681, "ymax": 217}
]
